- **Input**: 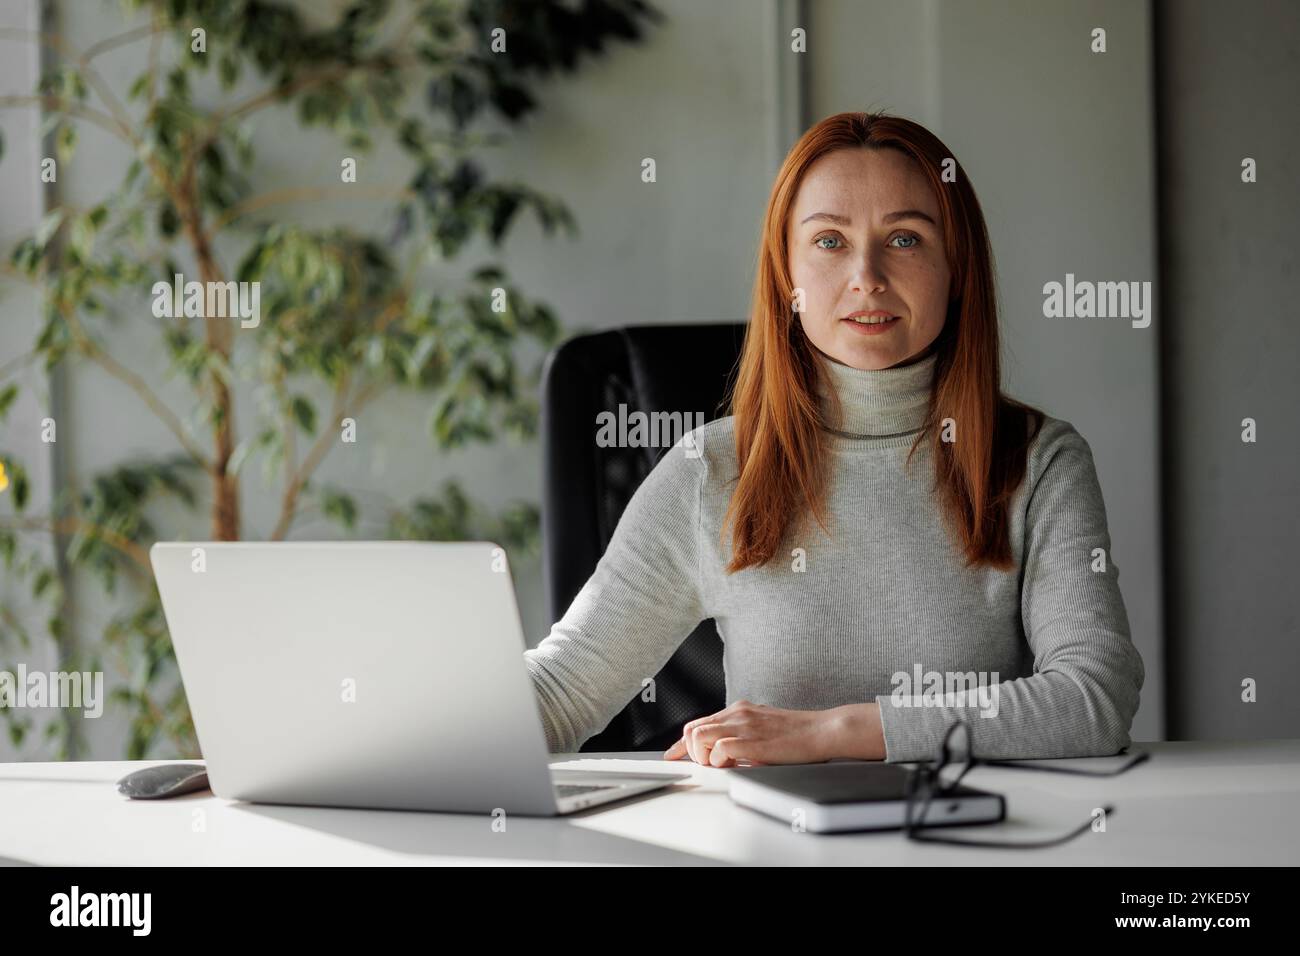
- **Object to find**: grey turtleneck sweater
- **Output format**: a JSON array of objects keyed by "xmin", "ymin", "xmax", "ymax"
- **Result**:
[{"xmin": 523, "ymin": 351, "xmax": 1145, "ymax": 762}]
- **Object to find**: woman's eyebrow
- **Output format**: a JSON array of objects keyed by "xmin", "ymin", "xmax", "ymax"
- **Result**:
[{"xmin": 799, "ymin": 209, "xmax": 937, "ymax": 226}]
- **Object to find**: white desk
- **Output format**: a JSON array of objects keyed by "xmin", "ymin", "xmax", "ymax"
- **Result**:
[{"xmin": 1, "ymin": 739, "xmax": 1297, "ymax": 865}]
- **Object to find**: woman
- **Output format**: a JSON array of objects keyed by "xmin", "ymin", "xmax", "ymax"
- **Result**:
[{"xmin": 524, "ymin": 111, "xmax": 1145, "ymax": 767}]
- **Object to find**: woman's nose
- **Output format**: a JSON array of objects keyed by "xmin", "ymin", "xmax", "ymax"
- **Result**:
[{"xmin": 851, "ymin": 251, "xmax": 888, "ymax": 293}]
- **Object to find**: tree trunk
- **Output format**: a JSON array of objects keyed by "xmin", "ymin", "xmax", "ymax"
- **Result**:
[{"xmin": 179, "ymin": 178, "xmax": 240, "ymax": 541}]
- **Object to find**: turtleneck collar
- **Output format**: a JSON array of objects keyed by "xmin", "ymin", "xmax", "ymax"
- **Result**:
[{"xmin": 814, "ymin": 349, "xmax": 937, "ymax": 439}]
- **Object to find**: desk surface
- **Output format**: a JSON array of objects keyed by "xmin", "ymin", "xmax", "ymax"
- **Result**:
[{"xmin": 2, "ymin": 739, "xmax": 1297, "ymax": 866}]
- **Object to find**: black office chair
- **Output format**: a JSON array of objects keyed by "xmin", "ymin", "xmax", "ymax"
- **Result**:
[{"xmin": 539, "ymin": 322, "xmax": 748, "ymax": 752}]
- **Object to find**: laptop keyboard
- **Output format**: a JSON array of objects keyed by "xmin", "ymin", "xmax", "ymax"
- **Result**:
[{"xmin": 554, "ymin": 783, "xmax": 617, "ymax": 797}]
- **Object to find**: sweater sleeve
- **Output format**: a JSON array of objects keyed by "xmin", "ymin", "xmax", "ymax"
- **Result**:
[
  {"xmin": 523, "ymin": 434, "xmax": 708, "ymax": 753},
  {"xmin": 874, "ymin": 420, "xmax": 1146, "ymax": 762}
]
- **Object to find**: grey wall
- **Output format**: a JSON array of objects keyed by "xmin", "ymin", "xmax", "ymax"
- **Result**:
[
  {"xmin": 0, "ymin": 0, "xmax": 64, "ymax": 760},
  {"xmin": 1155, "ymin": 0, "xmax": 1300, "ymax": 740}
]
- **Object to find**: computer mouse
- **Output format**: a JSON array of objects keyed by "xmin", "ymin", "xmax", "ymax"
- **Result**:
[{"xmin": 116, "ymin": 763, "xmax": 210, "ymax": 799}]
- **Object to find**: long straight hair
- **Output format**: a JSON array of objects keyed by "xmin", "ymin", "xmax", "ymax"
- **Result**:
[{"xmin": 722, "ymin": 111, "xmax": 1045, "ymax": 574}]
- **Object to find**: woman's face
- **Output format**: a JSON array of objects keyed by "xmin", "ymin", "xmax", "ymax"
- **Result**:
[{"xmin": 786, "ymin": 147, "xmax": 951, "ymax": 370}]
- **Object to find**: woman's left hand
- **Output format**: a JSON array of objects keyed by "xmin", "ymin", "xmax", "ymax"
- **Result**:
[{"xmin": 663, "ymin": 699, "xmax": 864, "ymax": 767}]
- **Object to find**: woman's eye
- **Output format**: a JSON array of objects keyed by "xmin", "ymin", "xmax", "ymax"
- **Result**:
[{"xmin": 815, "ymin": 233, "xmax": 919, "ymax": 251}]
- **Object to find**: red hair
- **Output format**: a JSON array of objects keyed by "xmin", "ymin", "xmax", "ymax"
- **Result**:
[{"xmin": 722, "ymin": 111, "xmax": 1045, "ymax": 573}]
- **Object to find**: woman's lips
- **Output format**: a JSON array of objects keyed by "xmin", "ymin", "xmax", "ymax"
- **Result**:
[{"xmin": 841, "ymin": 316, "xmax": 901, "ymax": 335}]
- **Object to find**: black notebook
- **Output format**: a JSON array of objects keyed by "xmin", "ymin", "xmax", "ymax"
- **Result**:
[{"xmin": 728, "ymin": 761, "xmax": 1006, "ymax": 833}]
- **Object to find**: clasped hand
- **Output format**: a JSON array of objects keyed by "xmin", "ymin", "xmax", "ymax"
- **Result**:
[{"xmin": 663, "ymin": 699, "xmax": 884, "ymax": 767}]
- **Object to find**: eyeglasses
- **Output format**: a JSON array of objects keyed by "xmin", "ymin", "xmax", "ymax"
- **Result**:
[{"xmin": 902, "ymin": 719, "xmax": 1150, "ymax": 849}]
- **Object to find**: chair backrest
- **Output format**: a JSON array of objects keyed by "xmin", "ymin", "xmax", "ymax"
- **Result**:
[{"xmin": 539, "ymin": 323, "xmax": 748, "ymax": 751}]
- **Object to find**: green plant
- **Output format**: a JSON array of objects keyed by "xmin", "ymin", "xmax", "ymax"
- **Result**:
[{"xmin": 0, "ymin": 0, "xmax": 662, "ymax": 758}]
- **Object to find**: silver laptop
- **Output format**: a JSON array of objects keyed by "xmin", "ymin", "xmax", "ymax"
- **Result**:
[{"xmin": 150, "ymin": 540, "xmax": 688, "ymax": 815}]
